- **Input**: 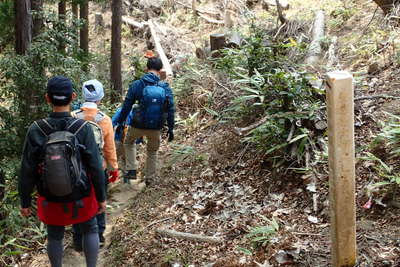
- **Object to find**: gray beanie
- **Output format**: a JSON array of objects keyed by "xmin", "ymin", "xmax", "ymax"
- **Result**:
[{"xmin": 82, "ymin": 79, "xmax": 104, "ymax": 102}]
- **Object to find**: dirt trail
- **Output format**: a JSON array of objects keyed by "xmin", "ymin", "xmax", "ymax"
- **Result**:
[{"xmin": 28, "ymin": 181, "xmax": 145, "ymax": 267}]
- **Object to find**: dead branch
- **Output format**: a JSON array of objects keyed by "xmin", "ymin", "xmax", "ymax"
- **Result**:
[
  {"xmin": 153, "ymin": 20, "xmax": 167, "ymax": 36},
  {"xmin": 305, "ymin": 10, "xmax": 325, "ymax": 66},
  {"xmin": 156, "ymin": 228, "xmax": 223, "ymax": 243},
  {"xmin": 122, "ymin": 16, "xmax": 146, "ymax": 29},
  {"xmin": 175, "ymin": 0, "xmax": 219, "ymax": 15},
  {"xmin": 263, "ymin": 0, "xmax": 289, "ymax": 10},
  {"xmin": 233, "ymin": 112, "xmax": 308, "ymax": 136},
  {"xmin": 133, "ymin": 217, "xmax": 171, "ymax": 236},
  {"xmin": 354, "ymin": 94, "xmax": 400, "ymax": 101},
  {"xmin": 198, "ymin": 12, "xmax": 224, "ymax": 24},
  {"xmin": 148, "ymin": 20, "xmax": 173, "ymax": 78},
  {"xmin": 326, "ymin": 36, "xmax": 338, "ymax": 69}
]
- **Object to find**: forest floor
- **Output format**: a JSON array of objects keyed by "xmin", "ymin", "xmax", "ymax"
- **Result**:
[{"xmin": 22, "ymin": 0, "xmax": 400, "ymax": 266}]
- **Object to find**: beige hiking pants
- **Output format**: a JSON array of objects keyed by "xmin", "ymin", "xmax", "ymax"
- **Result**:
[
  {"xmin": 124, "ymin": 127, "xmax": 161, "ymax": 182},
  {"xmin": 115, "ymin": 141, "xmax": 135, "ymax": 174}
]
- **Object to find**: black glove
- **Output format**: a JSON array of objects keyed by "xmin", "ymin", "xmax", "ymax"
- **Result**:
[
  {"xmin": 115, "ymin": 125, "xmax": 123, "ymax": 136},
  {"xmin": 167, "ymin": 129, "xmax": 174, "ymax": 142}
]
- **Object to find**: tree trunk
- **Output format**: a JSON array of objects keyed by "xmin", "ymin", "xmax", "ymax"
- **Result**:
[
  {"xmin": 31, "ymin": 0, "xmax": 43, "ymax": 39},
  {"xmin": 111, "ymin": 0, "xmax": 122, "ymax": 102},
  {"xmin": 72, "ymin": 2, "xmax": 78, "ymax": 17},
  {"xmin": 0, "ymin": 170, "xmax": 4, "ymax": 201},
  {"xmin": 58, "ymin": 0, "xmax": 66, "ymax": 52},
  {"xmin": 31, "ymin": 0, "xmax": 44, "ymax": 116},
  {"xmin": 15, "ymin": 0, "xmax": 32, "ymax": 55},
  {"xmin": 373, "ymin": 0, "xmax": 400, "ymax": 14},
  {"xmin": 80, "ymin": 0, "xmax": 89, "ymax": 70},
  {"xmin": 71, "ymin": 2, "xmax": 79, "ymax": 46}
]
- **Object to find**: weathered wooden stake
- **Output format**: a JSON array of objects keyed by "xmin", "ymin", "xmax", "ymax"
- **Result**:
[{"xmin": 326, "ymin": 71, "xmax": 356, "ymax": 267}]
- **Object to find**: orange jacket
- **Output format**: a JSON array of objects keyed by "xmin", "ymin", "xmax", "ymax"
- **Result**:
[{"xmin": 74, "ymin": 102, "xmax": 118, "ymax": 170}]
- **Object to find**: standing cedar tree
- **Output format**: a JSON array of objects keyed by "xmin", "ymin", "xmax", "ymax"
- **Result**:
[{"xmin": 111, "ymin": 0, "xmax": 122, "ymax": 102}]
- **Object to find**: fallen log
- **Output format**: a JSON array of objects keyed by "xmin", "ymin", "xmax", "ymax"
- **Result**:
[
  {"xmin": 153, "ymin": 20, "xmax": 167, "ymax": 36},
  {"xmin": 233, "ymin": 112, "xmax": 308, "ymax": 136},
  {"xmin": 148, "ymin": 20, "xmax": 173, "ymax": 78},
  {"xmin": 156, "ymin": 228, "xmax": 223, "ymax": 243},
  {"xmin": 175, "ymin": 0, "xmax": 219, "ymax": 15},
  {"xmin": 226, "ymin": 32, "xmax": 243, "ymax": 48},
  {"xmin": 122, "ymin": 16, "xmax": 146, "ymax": 29},
  {"xmin": 305, "ymin": 10, "xmax": 325, "ymax": 66},
  {"xmin": 198, "ymin": 12, "xmax": 224, "ymax": 24}
]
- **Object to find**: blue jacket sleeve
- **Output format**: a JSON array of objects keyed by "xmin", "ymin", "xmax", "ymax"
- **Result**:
[
  {"xmin": 117, "ymin": 81, "xmax": 141, "ymax": 125},
  {"xmin": 112, "ymin": 108, "xmax": 122, "ymax": 127}
]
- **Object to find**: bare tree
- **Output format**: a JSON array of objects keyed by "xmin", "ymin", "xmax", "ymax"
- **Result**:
[
  {"xmin": 31, "ymin": 0, "xmax": 43, "ymax": 39},
  {"xmin": 111, "ymin": 0, "xmax": 122, "ymax": 101},
  {"xmin": 15, "ymin": 0, "xmax": 32, "ymax": 55},
  {"xmin": 80, "ymin": 0, "xmax": 89, "ymax": 70},
  {"xmin": 58, "ymin": 0, "xmax": 66, "ymax": 52},
  {"xmin": 71, "ymin": 1, "xmax": 79, "ymax": 47},
  {"xmin": 373, "ymin": 0, "xmax": 400, "ymax": 14}
]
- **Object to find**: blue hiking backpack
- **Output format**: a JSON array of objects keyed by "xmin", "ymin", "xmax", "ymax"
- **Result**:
[{"xmin": 134, "ymin": 82, "xmax": 168, "ymax": 129}]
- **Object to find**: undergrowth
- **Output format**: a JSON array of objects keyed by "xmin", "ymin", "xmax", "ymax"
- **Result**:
[
  {"xmin": 215, "ymin": 22, "xmax": 326, "ymax": 174},
  {"xmin": 361, "ymin": 113, "xmax": 400, "ymax": 205}
]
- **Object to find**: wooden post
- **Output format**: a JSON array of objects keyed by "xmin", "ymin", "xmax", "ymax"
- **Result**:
[{"xmin": 326, "ymin": 71, "xmax": 356, "ymax": 267}]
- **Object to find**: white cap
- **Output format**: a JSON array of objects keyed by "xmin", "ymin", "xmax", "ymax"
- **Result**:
[{"xmin": 82, "ymin": 79, "xmax": 104, "ymax": 102}]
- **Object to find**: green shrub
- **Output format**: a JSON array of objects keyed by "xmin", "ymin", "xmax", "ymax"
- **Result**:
[
  {"xmin": 216, "ymin": 22, "xmax": 324, "ymax": 170},
  {"xmin": 0, "ymin": 0, "xmax": 14, "ymax": 49}
]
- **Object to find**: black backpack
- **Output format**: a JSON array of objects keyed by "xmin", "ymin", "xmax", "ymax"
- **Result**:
[{"xmin": 35, "ymin": 118, "xmax": 91, "ymax": 203}]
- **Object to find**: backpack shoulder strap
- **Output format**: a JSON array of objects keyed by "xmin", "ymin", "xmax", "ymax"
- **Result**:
[
  {"xmin": 71, "ymin": 109, "xmax": 85, "ymax": 119},
  {"xmin": 67, "ymin": 119, "xmax": 87, "ymax": 135},
  {"xmin": 94, "ymin": 111, "xmax": 106, "ymax": 124},
  {"xmin": 34, "ymin": 119, "xmax": 54, "ymax": 137}
]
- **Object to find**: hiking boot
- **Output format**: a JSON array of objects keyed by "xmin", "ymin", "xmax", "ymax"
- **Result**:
[
  {"xmin": 99, "ymin": 233, "xmax": 105, "ymax": 248},
  {"xmin": 124, "ymin": 170, "xmax": 137, "ymax": 184}
]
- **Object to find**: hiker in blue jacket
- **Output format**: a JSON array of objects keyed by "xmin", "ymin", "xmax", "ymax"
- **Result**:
[
  {"xmin": 116, "ymin": 56, "xmax": 175, "ymax": 186},
  {"xmin": 112, "ymin": 108, "xmax": 143, "ymax": 183}
]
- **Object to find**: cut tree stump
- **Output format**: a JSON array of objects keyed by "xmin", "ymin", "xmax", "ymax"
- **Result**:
[
  {"xmin": 305, "ymin": 10, "xmax": 325, "ymax": 66},
  {"xmin": 195, "ymin": 46, "xmax": 211, "ymax": 59},
  {"xmin": 94, "ymin": 12, "xmax": 104, "ymax": 29},
  {"xmin": 326, "ymin": 71, "xmax": 357, "ymax": 267},
  {"xmin": 226, "ymin": 32, "xmax": 243, "ymax": 48},
  {"xmin": 224, "ymin": 9, "xmax": 234, "ymax": 28},
  {"xmin": 210, "ymin": 33, "xmax": 226, "ymax": 58},
  {"xmin": 156, "ymin": 228, "xmax": 223, "ymax": 243}
]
